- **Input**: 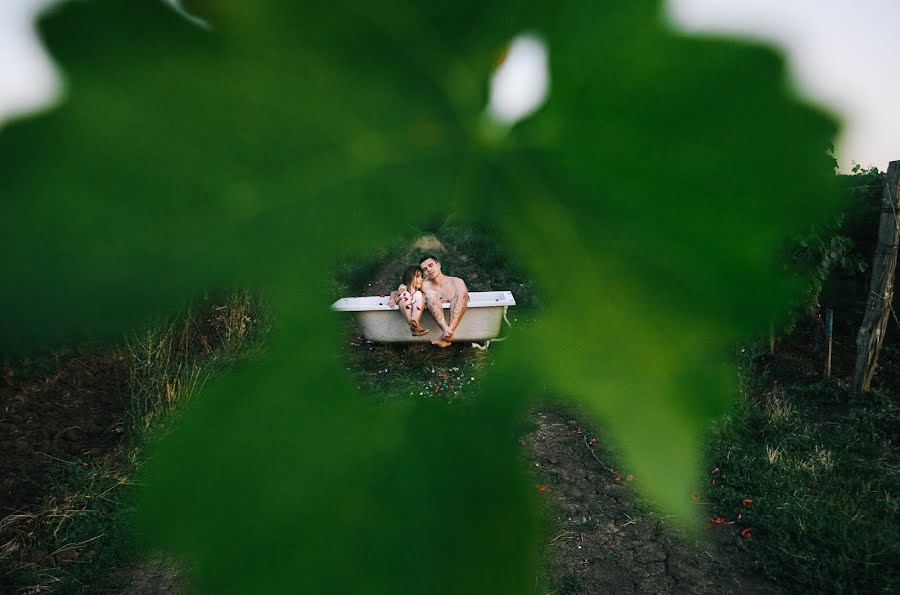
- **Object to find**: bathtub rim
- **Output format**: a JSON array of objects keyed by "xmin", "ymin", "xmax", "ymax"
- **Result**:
[{"xmin": 331, "ymin": 290, "xmax": 516, "ymax": 312}]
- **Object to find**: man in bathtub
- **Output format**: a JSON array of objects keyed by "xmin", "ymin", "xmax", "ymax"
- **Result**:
[
  {"xmin": 419, "ymin": 254, "xmax": 470, "ymax": 347},
  {"xmin": 388, "ymin": 254, "xmax": 469, "ymax": 347}
]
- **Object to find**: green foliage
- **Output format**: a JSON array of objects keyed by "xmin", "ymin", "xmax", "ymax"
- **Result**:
[
  {"xmin": 0, "ymin": 0, "xmax": 845, "ymax": 592},
  {"xmin": 781, "ymin": 167, "xmax": 885, "ymax": 330}
]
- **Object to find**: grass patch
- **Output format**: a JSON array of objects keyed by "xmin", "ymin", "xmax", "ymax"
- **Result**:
[
  {"xmin": 704, "ymin": 355, "xmax": 899, "ymax": 592},
  {"xmin": 0, "ymin": 452, "xmax": 140, "ymax": 593},
  {"xmin": 125, "ymin": 290, "xmax": 269, "ymax": 443},
  {"xmin": 343, "ymin": 335, "xmax": 492, "ymax": 403}
]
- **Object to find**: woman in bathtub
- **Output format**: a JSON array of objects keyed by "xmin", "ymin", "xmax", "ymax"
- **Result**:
[{"xmin": 388, "ymin": 265, "xmax": 429, "ymax": 336}]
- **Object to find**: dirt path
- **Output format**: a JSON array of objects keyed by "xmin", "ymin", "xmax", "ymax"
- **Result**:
[
  {"xmin": 526, "ymin": 409, "xmax": 774, "ymax": 594},
  {"xmin": 0, "ymin": 354, "xmax": 127, "ymax": 514}
]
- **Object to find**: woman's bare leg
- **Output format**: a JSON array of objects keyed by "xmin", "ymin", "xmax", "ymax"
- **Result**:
[{"xmin": 409, "ymin": 292, "xmax": 428, "ymax": 335}]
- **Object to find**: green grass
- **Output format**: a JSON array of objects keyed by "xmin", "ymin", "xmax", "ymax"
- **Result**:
[
  {"xmin": 703, "ymin": 348, "xmax": 899, "ymax": 592},
  {"xmin": 125, "ymin": 290, "xmax": 270, "ymax": 444},
  {"xmin": 0, "ymin": 454, "xmax": 140, "ymax": 593},
  {"xmin": 342, "ymin": 326, "xmax": 492, "ymax": 403}
]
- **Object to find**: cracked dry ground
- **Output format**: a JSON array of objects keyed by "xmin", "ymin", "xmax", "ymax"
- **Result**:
[{"xmin": 525, "ymin": 409, "xmax": 773, "ymax": 595}]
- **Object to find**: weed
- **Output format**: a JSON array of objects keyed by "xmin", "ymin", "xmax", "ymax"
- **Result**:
[
  {"xmin": 125, "ymin": 317, "xmax": 208, "ymax": 440},
  {"xmin": 762, "ymin": 389, "xmax": 795, "ymax": 429},
  {"xmin": 765, "ymin": 445, "xmax": 782, "ymax": 465},
  {"xmin": 124, "ymin": 291, "xmax": 268, "ymax": 442}
]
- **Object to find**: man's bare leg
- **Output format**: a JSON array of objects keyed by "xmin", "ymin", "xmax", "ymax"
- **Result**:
[
  {"xmin": 425, "ymin": 291, "xmax": 452, "ymax": 346},
  {"xmin": 442, "ymin": 293, "xmax": 468, "ymax": 342}
]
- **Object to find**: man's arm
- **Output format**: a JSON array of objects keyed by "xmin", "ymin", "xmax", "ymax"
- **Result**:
[{"xmin": 444, "ymin": 278, "xmax": 469, "ymax": 338}]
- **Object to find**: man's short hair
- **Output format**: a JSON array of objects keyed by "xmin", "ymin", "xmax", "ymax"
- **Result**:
[{"xmin": 419, "ymin": 254, "xmax": 440, "ymax": 266}]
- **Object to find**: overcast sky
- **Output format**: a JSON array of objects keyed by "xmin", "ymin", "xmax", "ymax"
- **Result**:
[{"xmin": 1, "ymin": 0, "xmax": 897, "ymax": 171}]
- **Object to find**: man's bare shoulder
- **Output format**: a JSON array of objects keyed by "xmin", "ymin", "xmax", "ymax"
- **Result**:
[{"xmin": 444, "ymin": 277, "xmax": 468, "ymax": 297}]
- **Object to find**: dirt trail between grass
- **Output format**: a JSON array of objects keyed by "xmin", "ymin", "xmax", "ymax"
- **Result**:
[{"xmin": 526, "ymin": 410, "xmax": 773, "ymax": 594}]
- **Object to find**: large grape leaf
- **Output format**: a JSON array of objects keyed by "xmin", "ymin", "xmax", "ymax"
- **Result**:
[{"xmin": 0, "ymin": 0, "xmax": 841, "ymax": 592}]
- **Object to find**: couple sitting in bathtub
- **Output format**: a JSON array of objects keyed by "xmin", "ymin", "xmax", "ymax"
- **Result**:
[{"xmin": 388, "ymin": 254, "xmax": 469, "ymax": 348}]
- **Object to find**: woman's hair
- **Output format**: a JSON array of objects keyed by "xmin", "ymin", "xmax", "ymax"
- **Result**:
[{"xmin": 401, "ymin": 265, "xmax": 422, "ymax": 289}]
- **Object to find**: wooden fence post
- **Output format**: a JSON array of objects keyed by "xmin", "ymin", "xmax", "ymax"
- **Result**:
[{"xmin": 851, "ymin": 160, "xmax": 900, "ymax": 393}]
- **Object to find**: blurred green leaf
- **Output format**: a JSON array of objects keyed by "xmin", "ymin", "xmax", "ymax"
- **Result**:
[{"xmin": 0, "ymin": 0, "xmax": 842, "ymax": 591}]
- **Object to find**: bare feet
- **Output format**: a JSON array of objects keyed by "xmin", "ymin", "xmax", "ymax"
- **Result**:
[
  {"xmin": 408, "ymin": 320, "xmax": 429, "ymax": 336},
  {"xmin": 431, "ymin": 338, "xmax": 452, "ymax": 348},
  {"xmin": 442, "ymin": 329, "xmax": 454, "ymax": 341}
]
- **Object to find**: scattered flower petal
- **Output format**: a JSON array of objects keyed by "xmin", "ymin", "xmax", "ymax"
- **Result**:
[
  {"xmin": 613, "ymin": 475, "xmax": 621, "ymax": 481},
  {"xmin": 742, "ymin": 498, "xmax": 753, "ymax": 508},
  {"xmin": 625, "ymin": 474, "xmax": 634, "ymax": 481},
  {"xmin": 740, "ymin": 527, "xmax": 753, "ymax": 538},
  {"xmin": 711, "ymin": 467, "xmax": 720, "ymax": 474},
  {"xmin": 535, "ymin": 484, "xmax": 547, "ymax": 492},
  {"xmin": 712, "ymin": 517, "xmax": 724, "ymax": 524}
]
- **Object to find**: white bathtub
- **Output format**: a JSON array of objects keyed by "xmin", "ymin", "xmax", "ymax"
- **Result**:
[{"xmin": 332, "ymin": 291, "xmax": 516, "ymax": 343}]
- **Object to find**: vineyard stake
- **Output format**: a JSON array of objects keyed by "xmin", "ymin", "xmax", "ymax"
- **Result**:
[{"xmin": 852, "ymin": 160, "xmax": 900, "ymax": 393}]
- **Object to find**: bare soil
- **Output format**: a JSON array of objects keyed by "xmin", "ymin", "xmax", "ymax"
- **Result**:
[
  {"xmin": 0, "ymin": 354, "xmax": 127, "ymax": 515},
  {"xmin": 525, "ymin": 409, "xmax": 774, "ymax": 594}
]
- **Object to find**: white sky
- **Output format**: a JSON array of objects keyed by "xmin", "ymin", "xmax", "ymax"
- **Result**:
[{"xmin": 0, "ymin": 0, "xmax": 897, "ymax": 172}]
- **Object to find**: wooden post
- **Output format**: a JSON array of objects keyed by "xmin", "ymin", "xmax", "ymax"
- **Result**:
[
  {"xmin": 851, "ymin": 160, "xmax": 900, "ymax": 393},
  {"xmin": 824, "ymin": 308, "xmax": 833, "ymax": 380}
]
